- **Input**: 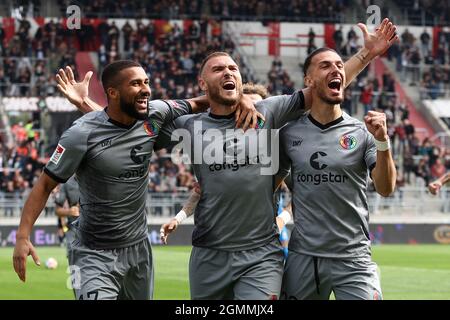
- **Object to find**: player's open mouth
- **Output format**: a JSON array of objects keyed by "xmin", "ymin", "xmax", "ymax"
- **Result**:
[
  {"xmin": 222, "ymin": 81, "xmax": 236, "ymax": 91},
  {"xmin": 135, "ymin": 98, "xmax": 148, "ymax": 108},
  {"xmin": 328, "ymin": 78, "xmax": 342, "ymax": 94}
]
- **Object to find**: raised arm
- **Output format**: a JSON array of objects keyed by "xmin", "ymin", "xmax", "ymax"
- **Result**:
[
  {"xmin": 302, "ymin": 18, "xmax": 398, "ymax": 107},
  {"xmin": 13, "ymin": 172, "xmax": 59, "ymax": 282},
  {"xmin": 345, "ymin": 18, "xmax": 398, "ymax": 86},
  {"xmin": 365, "ymin": 111, "xmax": 396, "ymax": 197},
  {"xmin": 57, "ymin": 67, "xmax": 263, "ymax": 129},
  {"xmin": 56, "ymin": 66, "xmax": 103, "ymax": 113}
]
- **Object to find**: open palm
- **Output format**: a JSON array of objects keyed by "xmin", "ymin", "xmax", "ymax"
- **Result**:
[
  {"xmin": 357, "ymin": 18, "xmax": 398, "ymax": 57},
  {"xmin": 56, "ymin": 66, "xmax": 92, "ymax": 107}
]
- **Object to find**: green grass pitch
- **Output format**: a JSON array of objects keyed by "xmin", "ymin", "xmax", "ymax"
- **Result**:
[{"xmin": 0, "ymin": 245, "xmax": 449, "ymax": 300}]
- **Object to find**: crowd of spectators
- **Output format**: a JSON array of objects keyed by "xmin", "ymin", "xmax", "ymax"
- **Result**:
[
  {"xmin": 6, "ymin": 1, "xmax": 41, "ymax": 18},
  {"xmin": 58, "ymin": 0, "xmax": 347, "ymax": 22},
  {"xmin": 95, "ymin": 18, "xmax": 255, "ymax": 100},
  {"xmin": 0, "ymin": 13, "xmax": 449, "ymax": 216},
  {"xmin": 384, "ymin": 27, "xmax": 449, "ymax": 99},
  {"xmin": 148, "ymin": 152, "xmax": 195, "ymax": 193},
  {"xmin": 0, "ymin": 18, "xmax": 77, "ymax": 98},
  {"xmin": 267, "ymin": 58, "xmax": 295, "ymax": 95},
  {"xmin": 330, "ymin": 23, "xmax": 450, "ymax": 100},
  {"xmin": 346, "ymin": 67, "xmax": 447, "ymax": 189},
  {"xmin": 390, "ymin": 0, "xmax": 449, "ymax": 26},
  {"xmin": 0, "ymin": 16, "xmax": 260, "ymax": 213},
  {"xmin": 0, "ymin": 119, "xmax": 46, "ymax": 216}
]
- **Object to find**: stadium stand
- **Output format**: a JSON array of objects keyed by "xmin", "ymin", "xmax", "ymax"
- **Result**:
[
  {"xmin": 0, "ymin": 0, "xmax": 449, "ymax": 221},
  {"xmin": 386, "ymin": 0, "xmax": 449, "ymax": 26},
  {"xmin": 56, "ymin": 0, "xmax": 348, "ymax": 22}
]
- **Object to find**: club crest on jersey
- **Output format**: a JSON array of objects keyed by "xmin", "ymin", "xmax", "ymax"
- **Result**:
[
  {"xmin": 50, "ymin": 144, "xmax": 66, "ymax": 165},
  {"xmin": 339, "ymin": 134, "xmax": 357, "ymax": 150},
  {"xmin": 254, "ymin": 118, "xmax": 265, "ymax": 129},
  {"xmin": 143, "ymin": 119, "xmax": 159, "ymax": 136}
]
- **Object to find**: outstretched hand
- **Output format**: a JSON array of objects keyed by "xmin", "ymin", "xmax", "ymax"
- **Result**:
[
  {"xmin": 357, "ymin": 18, "xmax": 399, "ymax": 58},
  {"xmin": 56, "ymin": 66, "xmax": 93, "ymax": 108}
]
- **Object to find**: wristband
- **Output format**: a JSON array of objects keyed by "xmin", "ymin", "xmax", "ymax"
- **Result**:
[
  {"xmin": 374, "ymin": 138, "xmax": 390, "ymax": 151},
  {"xmin": 278, "ymin": 210, "xmax": 291, "ymax": 225},
  {"xmin": 175, "ymin": 210, "xmax": 188, "ymax": 224}
]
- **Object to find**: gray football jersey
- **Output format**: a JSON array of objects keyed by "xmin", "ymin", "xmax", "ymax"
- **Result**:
[
  {"xmin": 279, "ymin": 112, "xmax": 377, "ymax": 258},
  {"xmin": 54, "ymin": 175, "xmax": 80, "ymax": 228},
  {"xmin": 45, "ymin": 100, "xmax": 191, "ymax": 249},
  {"xmin": 157, "ymin": 90, "xmax": 305, "ymax": 251}
]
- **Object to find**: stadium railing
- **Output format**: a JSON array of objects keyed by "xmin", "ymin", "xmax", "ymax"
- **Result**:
[
  {"xmin": 400, "ymin": 8, "xmax": 449, "ymax": 26},
  {"xmin": 0, "ymin": 187, "xmax": 448, "ymax": 220},
  {"xmin": 420, "ymin": 87, "xmax": 450, "ymax": 100},
  {"xmin": 70, "ymin": 11, "xmax": 344, "ymax": 23}
]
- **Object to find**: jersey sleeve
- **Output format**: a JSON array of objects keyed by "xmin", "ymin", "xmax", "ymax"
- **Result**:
[
  {"xmin": 258, "ymin": 90, "xmax": 306, "ymax": 129},
  {"xmin": 44, "ymin": 124, "xmax": 88, "ymax": 183},
  {"xmin": 364, "ymin": 130, "xmax": 377, "ymax": 172},
  {"xmin": 154, "ymin": 115, "xmax": 191, "ymax": 151},
  {"xmin": 148, "ymin": 99, "xmax": 192, "ymax": 125}
]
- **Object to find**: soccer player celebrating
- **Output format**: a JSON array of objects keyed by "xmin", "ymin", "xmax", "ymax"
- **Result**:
[
  {"xmin": 54, "ymin": 18, "xmax": 398, "ymax": 300},
  {"xmin": 155, "ymin": 51, "xmax": 307, "ymax": 299},
  {"xmin": 278, "ymin": 24, "xmax": 397, "ymax": 299},
  {"xmin": 156, "ymin": 18, "xmax": 397, "ymax": 300},
  {"xmin": 159, "ymin": 82, "xmax": 269, "ymax": 244},
  {"xmin": 12, "ymin": 60, "xmax": 259, "ymax": 300}
]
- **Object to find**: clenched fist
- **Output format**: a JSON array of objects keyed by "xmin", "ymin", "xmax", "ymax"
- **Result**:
[{"xmin": 364, "ymin": 111, "xmax": 388, "ymax": 141}]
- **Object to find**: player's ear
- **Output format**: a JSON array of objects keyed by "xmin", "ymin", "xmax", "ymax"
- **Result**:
[
  {"xmin": 107, "ymin": 87, "xmax": 118, "ymax": 99},
  {"xmin": 198, "ymin": 77, "xmax": 207, "ymax": 92},
  {"xmin": 304, "ymin": 75, "xmax": 313, "ymax": 88}
]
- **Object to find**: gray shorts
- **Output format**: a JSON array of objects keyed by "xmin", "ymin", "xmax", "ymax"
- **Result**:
[
  {"xmin": 281, "ymin": 251, "xmax": 382, "ymax": 300},
  {"xmin": 68, "ymin": 236, "xmax": 154, "ymax": 300},
  {"xmin": 189, "ymin": 239, "xmax": 284, "ymax": 300}
]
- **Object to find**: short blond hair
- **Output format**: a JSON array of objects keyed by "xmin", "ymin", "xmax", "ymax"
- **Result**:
[
  {"xmin": 243, "ymin": 83, "xmax": 269, "ymax": 99},
  {"xmin": 199, "ymin": 52, "xmax": 232, "ymax": 76}
]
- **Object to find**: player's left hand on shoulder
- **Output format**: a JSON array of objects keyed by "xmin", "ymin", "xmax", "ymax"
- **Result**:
[
  {"xmin": 235, "ymin": 97, "xmax": 265, "ymax": 131},
  {"xmin": 364, "ymin": 111, "xmax": 388, "ymax": 140}
]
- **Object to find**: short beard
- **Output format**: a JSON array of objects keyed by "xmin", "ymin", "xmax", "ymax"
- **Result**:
[
  {"xmin": 317, "ymin": 88, "xmax": 344, "ymax": 105},
  {"xmin": 323, "ymin": 96, "xmax": 344, "ymax": 105},
  {"xmin": 208, "ymin": 83, "xmax": 242, "ymax": 107},
  {"xmin": 120, "ymin": 96, "xmax": 148, "ymax": 120}
]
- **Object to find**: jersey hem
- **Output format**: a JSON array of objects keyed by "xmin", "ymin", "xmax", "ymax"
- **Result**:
[
  {"xmin": 288, "ymin": 247, "xmax": 371, "ymax": 259},
  {"xmin": 76, "ymin": 232, "xmax": 148, "ymax": 250},
  {"xmin": 192, "ymin": 235, "xmax": 278, "ymax": 252}
]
